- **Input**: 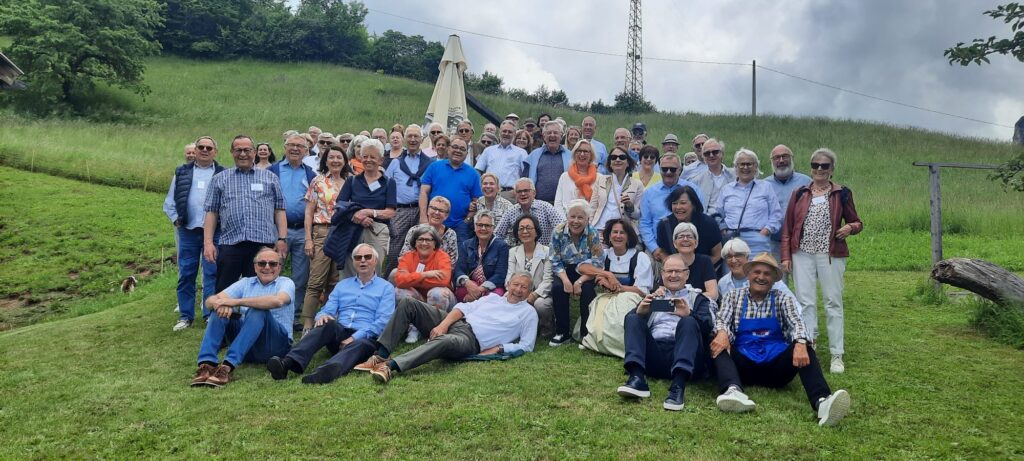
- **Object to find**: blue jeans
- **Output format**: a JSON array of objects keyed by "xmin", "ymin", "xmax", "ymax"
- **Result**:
[
  {"xmin": 197, "ymin": 308, "xmax": 292, "ymax": 367},
  {"xmin": 453, "ymin": 220, "xmax": 474, "ymax": 245},
  {"xmin": 177, "ymin": 227, "xmax": 217, "ymax": 321},
  {"xmin": 286, "ymin": 227, "xmax": 309, "ymax": 318}
]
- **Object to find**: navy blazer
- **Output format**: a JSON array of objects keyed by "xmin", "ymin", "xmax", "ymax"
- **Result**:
[
  {"xmin": 455, "ymin": 237, "xmax": 510, "ymax": 290},
  {"xmin": 323, "ymin": 200, "xmax": 365, "ymax": 270}
]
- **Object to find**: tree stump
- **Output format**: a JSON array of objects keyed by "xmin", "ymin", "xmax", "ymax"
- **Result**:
[{"xmin": 931, "ymin": 258, "xmax": 1024, "ymax": 306}]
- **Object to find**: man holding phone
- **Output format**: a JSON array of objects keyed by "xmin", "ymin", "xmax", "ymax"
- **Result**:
[{"xmin": 617, "ymin": 254, "xmax": 715, "ymax": 411}]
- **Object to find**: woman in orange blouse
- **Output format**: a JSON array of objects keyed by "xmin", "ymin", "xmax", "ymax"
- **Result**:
[
  {"xmin": 394, "ymin": 226, "xmax": 457, "ymax": 311},
  {"xmin": 300, "ymin": 145, "xmax": 350, "ymax": 334}
]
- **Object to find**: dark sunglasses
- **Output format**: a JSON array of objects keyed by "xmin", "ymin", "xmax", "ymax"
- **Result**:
[
  {"xmin": 255, "ymin": 260, "xmax": 280, "ymax": 268},
  {"xmin": 810, "ymin": 162, "xmax": 832, "ymax": 170},
  {"xmin": 339, "ymin": 139, "xmax": 352, "ymax": 143},
  {"xmin": 640, "ymin": 153, "xmax": 658, "ymax": 159},
  {"xmin": 703, "ymin": 150, "xmax": 723, "ymax": 157},
  {"xmin": 525, "ymin": 124, "xmax": 536, "ymax": 128},
  {"xmin": 458, "ymin": 128, "xmax": 472, "ymax": 133},
  {"xmin": 318, "ymin": 140, "xmax": 332, "ymax": 145},
  {"xmin": 609, "ymin": 154, "xmax": 628, "ymax": 161},
  {"xmin": 481, "ymin": 140, "xmax": 493, "ymax": 145},
  {"xmin": 661, "ymin": 167, "xmax": 679, "ymax": 174},
  {"xmin": 352, "ymin": 254, "xmax": 374, "ymax": 261},
  {"xmin": 196, "ymin": 145, "xmax": 215, "ymax": 152}
]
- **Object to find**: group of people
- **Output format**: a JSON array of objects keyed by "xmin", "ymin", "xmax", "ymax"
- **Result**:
[{"xmin": 164, "ymin": 113, "xmax": 862, "ymax": 425}]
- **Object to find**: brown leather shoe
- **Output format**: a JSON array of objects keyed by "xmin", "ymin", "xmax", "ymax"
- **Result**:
[
  {"xmin": 205, "ymin": 363, "xmax": 233, "ymax": 388},
  {"xmin": 190, "ymin": 363, "xmax": 216, "ymax": 387},
  {"xmin": 354, "ymin": 354, "xmax": 386, "ymax": 372},
  {"xmin": 370, "ymin": 362, "xmax": 393, "ymax": 384}
]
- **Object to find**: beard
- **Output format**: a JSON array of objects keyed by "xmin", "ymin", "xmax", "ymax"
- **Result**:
[{"xmin": 773, "ymin": 164, "xmax": 793, "ymax": 179}]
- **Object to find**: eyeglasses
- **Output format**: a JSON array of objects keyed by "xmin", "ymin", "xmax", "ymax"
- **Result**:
[
  {"xmin": 662, "ymin": 268, "xmax": 690, "ymax": 275},
  {"xmin": 693, "ymin": 143, "xmax": 704, "ymax": 151},
  {"xmin": 515, "ymin": 189, "xmax": 532, "ymax": 195},
  {"xmin": 674, "ymin": 234, "xmax": 696, "ymax": 241},
  {"xmin": 430, "ymin": 130, "xmax": 442, "ymax": 135},
  {"xmin": 640, "ymin": 153, "xmax": 658, "ymax": 159},
  {"xmin": 703, "ymin": 150, "xmax": 722, "ymax": 157},
  {"xmin": 771, "ymin": 154, "xmax": 792, "ymax": 161},
  {"xmin": 736, "ymin": 162, "xmax": 756, "ymax": 169},
  {"xmin": 475, "ymin": 223, "xmax": 494, "ymax": 228},
  {"xmin": 339, "ymin": 139, "xmax": 352, "ymax": 143},
  {"xmin": 810, "ymin": 162, "xmax": 832, "ymax": 170},
  {"xmin": 525, "ymin": 124, "xmax": 536, "ymax": 129},
  {"xmin": 233, "ymin": 148, "xmax": 254, "ymax": 154},
  {"xmin": 481, "ymin": 140, "xmax": 493, "ymax": 146},
  {"xmin": 415, "ymin": 237, "xmax": 435, "ymax": 243},
  {"xmin": 450, "ymin": 145, "xmax": 467, "ymax": 152},
  {"xmin": 725, "ymin": 253, "xmax": 748, "ymax": 260},
  {"xmin": 196, "ymin": 145, "xmax": 215, "ymax": 152},
  {"xmin": 318, "ymin": 140, "xmax": 333, "ymax": 145},
  {"xmin": 255, "ymin": 260, "xmax": 280, "ymax": 268},
  {"xmin": 609, "ymin": 154, "xmax": 628, "ymax": 161},
  {"xmin": 458, "ymin": 128, "xmax": 472, "ymax": 134},
  {"xmin": 429, "ymin": 205, "xmax": 450, "ymax": 214},
  {"xmin": 661, "ymin": 167, "xmax": 679, "ymax": 174},
  {"xmin": 285, "ymin": 143, "xmax": 307, "ymax": 149},
  {"xmin": 352, "ymin": 254, "xmax": 374, "ymax": 261}
]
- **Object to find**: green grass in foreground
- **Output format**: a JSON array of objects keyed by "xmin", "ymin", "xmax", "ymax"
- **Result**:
[
  {"xmin": 0, "ymin": 271, "xmax": 1021, "ymax": 459},
  {"xmin": 0, "ymin": 166, "xmax": 174, "ymax": 330}
]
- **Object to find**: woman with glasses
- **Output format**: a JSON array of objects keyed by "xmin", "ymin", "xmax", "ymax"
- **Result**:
[
  {"xmin": 454, "ymin": 210, "xmax": 509, "ymax": 303},
  {"xmin": 549, "ymin": 199, "xmax": 602, "ymax": 346},
  {"xmin": 299, "ymin": 145, "xmax": 351, "ymax": 335},
  {"xmin": 670, "ymin": 222, "xmax": 719, "ymax": 300},
  {"xmin": 506, "ymin": 215, "xmax": 554, "ymax": 339},
  {"xmin": 656, "ymin": 186, "xmax": 722, "ymax": 270},
  {"xmin": 394, "ymin": 226, "xmax": 456, "ymax": 312},
  {"xmin": 715, "ymin": 148, "xmax": 781, "ymax": 258},
  {"xmin": 590, "ymin": 146, "xmax": 644, "ymax": 236},
  {"xmin": 553, "ymin": 139, "xmax": 599, "ymax": 215},
  {"xmin": 632, "ymin": 145, "xmax": 662, "ymax": 188},
  {"xmin": 781, "ymin": 148, "xmax": 862, "ymax": 375},
  {"xmin": 254, "ymin": 143, "xmax": 276, "ymax": 169}
]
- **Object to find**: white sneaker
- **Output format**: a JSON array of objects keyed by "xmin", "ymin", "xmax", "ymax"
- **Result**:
[
  {"xmin": 172, "ymin": 319, "xmax": 192, "ymax": 332},
  {"xmin": 817, "ymin": 389, "xmax": 851, "ymax": 426},
  {"xmin": 172, "ymin": 305, "xmax": 180, "ymax": 313},
  {"xmin": 405, "ymin": 325, "xmax": 420, "ymax": 343},
  {"xmin": 830, "ymin": 355, "xmax": 845, "ymax": 374},
  {"xmin": 716, "ymin": 386, "xmax": 756, "ymax": 413}
]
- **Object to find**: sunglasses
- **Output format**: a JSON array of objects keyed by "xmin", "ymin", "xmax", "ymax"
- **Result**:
[
  {"xmin": 811, "ymin": 162, "xmax": 832, "ymax": 170},
  {"xmin": 318, "ymin": 140, "xmax": 333, "ymax": 145},
  {"xmin": 255, "ymin": 260, "xmax": 280, "ymax": 268},
  {"xmin": 475, "ymin": 223, "xmax": 494, "ymax": 228},
  {"xmin": 640, "ymin": 153, "xmax": 658, "ymax": 159},
  {"xmin": 661, "ymin": 167, "xmax": 679, "ymax": 174},
  {"xmin": 525, "ymin": 124, "xmax": 536, "ymax": 128},
  {"xmin": 481, "ymin": 140, "xmax": 493, "ymax": 145},
  {"xmin": 609, "ymin": 154, "xmax": 628, "ymax": 161},
  {"xmin": 352, "ymin": 254, "xmax": 373, "ymax": 261},
  {"xmin": 703, "ymin": 150, "xmax": 722, "ymax": 157},
  {"xmin": 339, "ymin": 139, "xmax": 352, "ymax": 143},
  {"xmin": 458, "ymin": 129, "xmax": 472, "ymax": 133},
  {"xmin": 196, "ymin": 145, "xmax": 215, "ymax": 152}
]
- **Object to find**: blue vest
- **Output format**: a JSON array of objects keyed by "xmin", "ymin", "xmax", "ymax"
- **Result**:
[{"xmin": 173, "ymin": 161, "xmax": 225, "ymax": 226}]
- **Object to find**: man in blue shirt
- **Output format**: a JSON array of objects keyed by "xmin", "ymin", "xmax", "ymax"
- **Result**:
[
  {"xmin": 640, "ymin": 154, "xmax": 705, "ymax": 262},
  {"xmin": 191, "ymin": 247, "xmax": 295, "ymax": 388},
  {"xmin": 164, "ymin": 136, "xmax": 225, "ymax": 331},
  {"xmin": 523, "ymin": 122, "xmax": 571, "ymax": 204},
  {"xmin": 420, "ymin": 138, "xmax": 483, "ymax": 242},
  {"xmin": 384, "ymin": 124, "xmax": 432, "ymax": 274},
  {"xmin": 203, "ymin": 135, "xmax": 289, "ymax": 294},
  {"xmin": 763, "ymin": 144, "xmax": 811, "ymax": 264},
  {"xmin": 266, "ymin": 244, "xmax": 396, "ymax": 384},
  {"xmin": 582, "ymin": 116, "xmax": 610, "ymax": 173},
  {"xmin": 268, "ymin": 134, "xmax": 317, "ymax": 320},
  {"xmin": 356, "ymin": 272, "xmax": 539, "ymax": 384}
]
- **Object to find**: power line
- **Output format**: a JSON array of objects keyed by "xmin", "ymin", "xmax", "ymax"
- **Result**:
[{"xmin": 367, "ymin": 7, "xmax": 1014, "ymax": 129}]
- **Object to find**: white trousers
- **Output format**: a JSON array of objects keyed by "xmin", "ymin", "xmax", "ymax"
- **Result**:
[{"xmin": 792, "ymin": 251, "xmax": 846, "ymax": 355}]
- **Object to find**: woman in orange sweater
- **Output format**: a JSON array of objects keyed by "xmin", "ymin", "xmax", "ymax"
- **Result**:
[{"xmin": 394, "ymin": 226, "xmax": 456, "ymax": 311}]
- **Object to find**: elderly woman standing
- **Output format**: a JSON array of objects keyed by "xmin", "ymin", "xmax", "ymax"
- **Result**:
[
  {"xmin": 781, "ymin": 148, "xmax": 862, "ymax": 375},
  {"xmin": 716, "ymin": 148, "xmax": 782, "ymax": 257},
  {"xmin": 300, "ymin": 145, "xmax": 350, "ymax": 334},
  {"xmin": 590, "ymin": 146, "xmax": 644, "ymax": 236},
  {"xmin": 454, "ymin": 211, "xmax": 509, "ymax": 302},
  {"xmin": 394, "ymin": 226, "xmax": 456, "ymax": 311},
  {"xmin": 335, "ymin": 139, "xmax": 395, "ymax": 278},
  {"xmin": 507, "ymin": 214, "xmax": 555, "ymax": 338},
  {"xmin": 554, "ymin": 139, "xmax": 599, "ymax": 214},
  {"xmin": 549, "ymin": 199, "xmax": 603, "ymax": 346},
  {"xmin": 671, "ymin": 222, "xmax": 719, "ymax": 300}
]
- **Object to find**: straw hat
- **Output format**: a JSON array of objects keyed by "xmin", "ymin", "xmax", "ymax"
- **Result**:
[{"xmin": 743, "ymin": 252, "xmax": 783, "ymax": 282}]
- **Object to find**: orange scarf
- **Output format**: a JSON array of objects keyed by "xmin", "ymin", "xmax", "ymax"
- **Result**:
[{"xmin": 568, "ymin": 163, "xmax": 597, "ymax": 201}]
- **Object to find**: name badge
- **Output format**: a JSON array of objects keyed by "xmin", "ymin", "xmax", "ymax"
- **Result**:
[
  {"xmin": 197, "ymin": 181, "xmax": 206, "ymax": 190},
  {"xmin": 811, "ymin": 195, "xmax": 826, "ymax": 205},
  {"xmin": 251, "ymin": 183, "xmax": 264, "ymax": 192},
  {"xmin": 367, "ymin": 180, "xmax": 381, "ymax": 192},
  {"xmin": 415, "ymin": 263, "xmax": 426, "ymax": 273}
]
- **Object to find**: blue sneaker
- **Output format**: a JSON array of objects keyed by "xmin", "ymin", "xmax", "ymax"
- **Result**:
[
  {"xmin": 617, "ymin": 375, "xmax": 650, "ymax": 399},
  {"xmin": 663, "ymin": 383, "xmax": 685, "ymax": 411}
]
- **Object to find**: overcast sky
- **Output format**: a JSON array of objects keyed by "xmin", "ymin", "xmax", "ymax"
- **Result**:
[{"xmin": 361, "ymin": 0, "xmax": 1022, "ymax": 141}]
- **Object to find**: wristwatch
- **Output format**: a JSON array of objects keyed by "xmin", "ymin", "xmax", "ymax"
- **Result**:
[
  {"xmin": 795, "ymin": 338, "xmax": 807, "ymax": 345},
  {"xmin": 277, "ymin": 237, "xmax": 287, "ymax": 242}
]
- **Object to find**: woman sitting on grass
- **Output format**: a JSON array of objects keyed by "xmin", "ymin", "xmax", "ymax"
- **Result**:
[
  {"xmin": 454, "ymin": 210, "xmax": 509, "ymax": 303},
  {"xmin": 394, "ymin": 226, "xmax": 456, "ymax": 311}
]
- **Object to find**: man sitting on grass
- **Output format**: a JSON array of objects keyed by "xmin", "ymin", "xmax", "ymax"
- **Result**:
[
  {"xmin": 710, "ymin": 253, "xmax": 851, "ymax": 426},
  {"xmin": 265, "ymin": 244, "xmax": 395, "ymax": 384},
  {"xmin": 355, "ymin": 272, "xmax": 538, "ymax": 384},
  {"xmin": 190, "ymin": 247, "xmax": 294, "ymax": 388}
]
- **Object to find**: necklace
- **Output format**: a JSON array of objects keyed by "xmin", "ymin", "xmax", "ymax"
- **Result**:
[{"xmin": 811, "ymin": 182, "xmax": 830, "ymax": 195}]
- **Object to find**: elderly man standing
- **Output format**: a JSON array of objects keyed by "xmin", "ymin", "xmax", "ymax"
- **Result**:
[
  {"xmin": 304, "ymin": 132, "xmax": 334, "ymax": 170},
  {"xmin": 617, "ymin": 254, "xmax": 715, "ymax": 411},
  {"xmin": 639, "ymin": 154, "xmax": 705, "ymax": 260},
  {"xmin": 523, "ymin": 121, "xmax": 572, "ymax": 204},
  {"xmin": 661, "ymin": 134, "xmax": 681, "ymax": 155},
  {"xmin": 266, "ymin": 244, "xmax": 395, "ymax": 384},
  {"xmin": 493, "ymin": 178, "xmax": 565, "ymax": 247},
  {"xmin": 191, "ymin": 247, "xmax": 295, "ymax": 388},
  {"xmin": 455, "ymin": 120, "xmax": 484, "ymax": 165},
  {"xmin": 269, "ymin": 135, "xmax": 318, "ymax": 320},
  {"xmin": 709, "ymin": 253, "xmax": 850, "ymax": 426},
  {"xmin": 164, "ymin": 137, "xmax": 225, "ymax": 331},
  {"xmin": 763, "ymin": 144, "xmax": 811, "ymax": 263},
  {"xmin": 308, "ymin": 126, "xmax": 323, "ymax": 156},
  {"xmin": 204, "ymin": 135, "xmax": 288, "ymax": 294},
  {"xmin": 582, "ymin": 116, "xmax": 609, "ymax": 172},
  {"xmin": 682, "ymin": 133, "xmax": 711, "ymax": 180},
  {"xmin": 384, "ymin": 124, "xmax": 433, "ymax": 274},
  {"xmin": 356, "ymin": 272, "xmax": 538, "ymax": 384},
  {"xmin": 475, "ymin": 120, "xmax": 527, "ymax": 202},
  {"xmin": 691, "ymin": 138, "xmax": 735, "ymax": 217},
  {"xmin": 420, "ymin": 137, "xmax": 483, "ymax": 242}
]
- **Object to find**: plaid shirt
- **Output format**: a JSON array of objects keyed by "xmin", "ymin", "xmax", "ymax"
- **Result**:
[
  {"xmin": 714, "ymin": 286, "xmax": 807, "ymax": 343},
  {"xmin": 205, "ymin": 167, "xmax": 285, "ymax": 246},
  {"xmin": 494, "ymin": 200, "xmax": 566, "ymax": 247}
]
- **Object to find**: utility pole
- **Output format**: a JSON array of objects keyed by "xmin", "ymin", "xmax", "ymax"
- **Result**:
[
  {"xmin": 752, "ymin": 60, "xmax": 757, "ymax": 116},
  {"xmin": 625, "ymin": 0, "xmax": 643, "ymax": 100}
]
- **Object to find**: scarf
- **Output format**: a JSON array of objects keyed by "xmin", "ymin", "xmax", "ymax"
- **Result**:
[{"xmin": 567, "ymin": 163, "xmax": 597, "ymax": 201}]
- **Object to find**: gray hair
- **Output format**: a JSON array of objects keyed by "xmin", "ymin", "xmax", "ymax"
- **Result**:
[
  {"xmin": 702, "ymin": 137, "xmax": 724, "ymax": 154},
  {"xmin": 500, "ymin": 120, "xmax": 517, "ymax": 131},
  {"xmin": 659, "ymin": 153, "xmax": 681, "ymax": 165},
  {"xmin": 405, "ymin": 124, "xmax": 423, "ymax": 137},
  {"xmin": 351, "ymin": 243, "xmax": 379, "ymax": 262},
  {"xmin": 409, "ymin": 225, "xmax": 442, "ymax": 250},
  {"xmin": 672, "ymin": 222, "xmax": 699, "ymax": 243},
  {"xmin": 195, "ymin": 136, "xmax": 218, "ymax": 150},
  {"xmin": 372, "ymin": 127, "xmax": 386, "ymax": 137},
  {"xmin": 515, "ymin": 177, "xmax": 536, "ymax": 191},
  {"xmin": 474, "ymin": 209, "xmax": 496, "ymax": 223},
  {"xmin": 566, "ymin": 198, "xmax": 591, "ymax": 217},
  {"xmin": 733, "ymin": 148, "xmax": 762, "ymax": 176},
  {"xmin": 430, "ymin": 195, "xmax": 452, "ymax": 212},
  {"xmin": 508, "ymin": 271, "xmax": 535, "ymax": 290},
  {"xmin": 811, "ymin": 147, "xmax": 838, "ymax": 170},
  {"xmin": 253, "ymin": 246, "xmax": 283, "ymax": 263},
  {"xmin": 318, "ymin": 132, "xmax": 335, "ymax": 141},
  {"xmin": 543, "ymin": 120, "xmax": 563, "ymax": 134},
  {"xmin": 721, "ymin": 238, "xmax": 751, "ymax": 257}
]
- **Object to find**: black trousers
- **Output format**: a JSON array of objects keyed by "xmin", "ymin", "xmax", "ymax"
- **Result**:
[
  {"xmin": 215, "ymin": 241, "xmax": 269, "ymax": 293},
  {"xmin": 284, "ymin": 320, "xmax": 375, "ymax": 383},
  {"xmin": 622, "ymin": 310, "xmax": 707, "ymax": 381},
  {"xmin": 552, "ymin": 264, "xmax": 597, "ymax": 337},
  {"xmin": 714, "ymin": 344, "xmax": 831, "ymax": 410}
]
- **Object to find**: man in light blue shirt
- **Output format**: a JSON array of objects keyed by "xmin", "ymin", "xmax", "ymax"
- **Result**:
[
  {"xmin": 476, "ymin": 120, "xmax": 527, "ymax": 200},
  {"xmin": 190, "ymin": 247, "xmax": 295, "ymax": 388},
  {"xmin": 269, "ymin": 134, "xmax": 317, "ymax": 319},
  {"xmin": 763, "ymin": 145, "xmax": 811, "ymax": 263},
  {"xmin": 357, "ymin": 272, "xmax": 539, "ymax": 384},
  {"xmin": 582, "ymin": 116, "xmax": 610, "ymax": 173},
  {"xmin": 164, "ymin": 137, "xmax": 225, "ymax": 331},
  {"xmin": 639, "ymin": 154, "xmax": 705, "ymax": 257},
  {"xmin": 384, "ymin": 124, "xmax": 433, "ymax": 274},
  {"xmin": 266, "ymin": 244, "xmax": 396, "ymax": 384}
]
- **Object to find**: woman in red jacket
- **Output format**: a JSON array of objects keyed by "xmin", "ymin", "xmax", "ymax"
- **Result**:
[
  {"xmin": 394, "ymin": 226, "xmax": 456, "ymax": 312},
  {"xmin": 781, "ymin": 148, "xmax": 863, "ymax": 375}
]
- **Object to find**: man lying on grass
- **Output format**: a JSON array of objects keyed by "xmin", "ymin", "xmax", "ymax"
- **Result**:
[
  {"xmin": 191, "ymin": 247, "xmax": 295, "ymax": 388},
  {"xmin": 355, "ymin": 272, "xmax": 538, "ymax": 383},
  {"xmin": 710, "ymin": 253, "xmax": 851, "ymax": 426},
  {"xmin": 265, "ymin": 244, "xmax": 395, "ymax": 384}
]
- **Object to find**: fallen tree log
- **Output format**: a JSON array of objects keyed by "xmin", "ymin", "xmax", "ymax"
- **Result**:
[{"xmin": 931, "ymin": 258, "xmax": 1024, "ymax": 306}]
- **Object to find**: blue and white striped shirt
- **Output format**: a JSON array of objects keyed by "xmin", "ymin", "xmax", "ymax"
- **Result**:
[{"xmin": 205, "ymin": 167, "xmax": 285, "ymax": 246}]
